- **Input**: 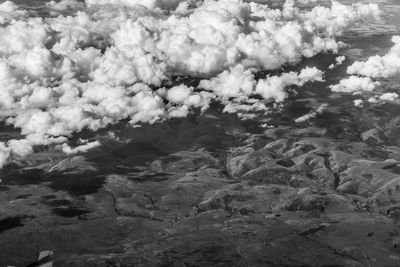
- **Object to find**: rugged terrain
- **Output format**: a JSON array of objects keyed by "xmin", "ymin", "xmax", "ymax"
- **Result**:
[
  {"xmin": 2, "ymin": 98, "xmax": 400, "ymax": 266},
  {"xmin": 1, "ymin": 0, "xmax": 400, "ymax": 266}
]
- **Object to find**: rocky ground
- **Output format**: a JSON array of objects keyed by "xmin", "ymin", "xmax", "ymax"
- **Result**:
[{"xmin": 2, "ymin": 100, "xmax": 400, "ymax": 266}]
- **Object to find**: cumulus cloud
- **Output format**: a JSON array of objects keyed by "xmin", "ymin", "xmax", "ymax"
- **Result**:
[
  {"xmin": 255, "ymin": 67, "xmax": 324, "ymax": 102},
  {"xmin": 200, "ymin": 65, "xmax": 323, "ymax": 102},
  {"xmin": 330, "ymin": 76, "xmax": 379, "ymax": 93},
  {"xmin": 353, "ymin": 99, "xmax": 363, "ymax": 107},
  {"xmin": 347, "ymin": 36, "xmax": 400, "ymax": 78},
  {"xmin": 329, "ymin": 55, "xmax": 346, "ymax": 69},
  {"xmin": 0, "ymin": 1, "xmax": 28, "ymax": 23},
  {"xmin": 363, "ymin": 92, "xmax": 399, "ymax": 105},
  {"xmin": 0, "ymin": 0, "xmax": 380, "ymax": 167},
  {"xmin": 199, "ymin": 64, "xmax": 256, "ymax": 98},
  {"xmin": 379, "ymin": 92, "xmax": 399, "ymax": 101},
  {"xmin": 331, "ymin": 35, "xmax": 400, "ymax": 97}
]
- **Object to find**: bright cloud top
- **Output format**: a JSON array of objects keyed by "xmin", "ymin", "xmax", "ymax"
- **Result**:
[
  {"xmin": 331, "ymin": 35, "xmax": 400, "ymax": 94},
  {"xmin": 0, "ymin": 0, "xmax": 380, "ymax": 167},
  {"xmin": 330, "ymin": 76, "xmax": 379, "ymax": 93},
  {"xmin": 347, "ymin": 36, "xmax": 400, "ymax": 78}
]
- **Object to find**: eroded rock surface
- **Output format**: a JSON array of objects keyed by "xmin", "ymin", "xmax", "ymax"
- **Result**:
[{"xmin": 2, "ymin": 106, "xmax": 400, "ymax": 267}]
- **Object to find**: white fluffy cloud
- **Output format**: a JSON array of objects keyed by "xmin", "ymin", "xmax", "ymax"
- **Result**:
[
  {"xmin": 199, "ymin": 64, "xmax": 256, "ymax": 98},
  {"xmin": 330, "ymin": 76, "xmax": 379, "ymax": 93},
  {"xmin": 380, "ymin": 92, "xmax": 399, "ymax": 101},
  {"xmin": 0, "ymin": 1, "xmax": 27, "ymax": 23},
  {"xmin": 329, "ymin": 55, "xmax": 346, "ymax": 69},
  {"xmin": 331, "ymin": 35, "xmax": 400, "ymax": 97},
  {"xmin": 347, "ymin": 36, "xmax": 400, "ymax": 78},
  {"xmin": 255, "ymin": 67, "xmax": 324, "ymax": 102},
  {"xmin": 0, "ymin": 0, "xmax": 381, "ymax": 167},
  {"xmin": 199, "ymin": 65, "xmax": 323, "ymax": 103},
  {"xmin": 353, "ymin": 99, "xmax": 363, "ymax": 107}
]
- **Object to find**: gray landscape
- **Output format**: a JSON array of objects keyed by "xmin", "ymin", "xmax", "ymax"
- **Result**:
[{"xmin": 1, "ymin": 0, "xmax": 400, "ymax": 266}]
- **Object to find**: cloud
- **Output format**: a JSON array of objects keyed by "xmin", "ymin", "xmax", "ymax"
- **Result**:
[
  {"xmin": 0, "ymin": 0, "xmax": 380, "ymax": 167},
  {"xmin": 297, "ymin": 0, "xmax": 318, "ymax": 5},
  {"xmin": 59, "ymin": 140, "xmax": 101, "ymax": 155},
  {"xmin": 353, "ymin": 99, "xmax": 363, "ymax": 107},
  {"xmin": 379, "ymin": 92, "xmax": 399, "ymax": 101},
  {"xmin": 0, "ymin": 143, "xmax": 11, "ymax": 168},
  {"xmin": 46, "ymin": 0, "xmax": 85, "ymax": 14},
  {"xmin": 86, "ymin": 0, "xmax": 181, "ymax": 10},
  {"xmin": 331, "ymin": 35, "xmax": 400, "ymax": 97},
  {"xmin": 0, "ymin": 1, "xmax": 28, "ymax": 23},
  {"xmin": 294, "ymin": 103, "xmax": 328, "ymax": 123},
  {"xmin": 347, "ymin": 36, "xmax": 400, "ymax": 78},
  {"xmin": 256, "ymin": 67, "xmax": 324, "ymax": 102},
  {"xmin": 330, "ymin": 76, "xmax": 379, "ymax": 93},
  {"xmin": 329, "ymin": 55, "xmax": 346, "ymax": 69},
  {"xmin": 199, "ymin": 64, "xmax": 256, "ymax": 98},
  {"xmin": 199, "ymin": 65, "xmax": 323, "ymax": 103}
]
